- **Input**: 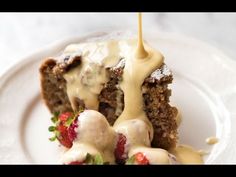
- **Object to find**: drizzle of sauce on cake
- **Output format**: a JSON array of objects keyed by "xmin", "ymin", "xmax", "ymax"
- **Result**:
[
  {"xmin": 206, "ymin": 137, "xmax": 218, "ymax": 145},
  {"xmin": 63, "ymin": 41, "xmax": 121, "ymax": 110},
  {"xmin": 114, "ymin": 13, "xmax": 163, "ymax": 127}
]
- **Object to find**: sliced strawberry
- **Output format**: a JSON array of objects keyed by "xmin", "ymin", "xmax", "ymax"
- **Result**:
[
  {"xmin": 114, "ymin": 133, "xmax": 127, "ymax": 164},
  {"xmin": 59, "ymin": 112, "xmax": 73, "ymax": 123},
  {"xmin": 134, "ymin": 152, "xmax": 149, "ymax": 165}
]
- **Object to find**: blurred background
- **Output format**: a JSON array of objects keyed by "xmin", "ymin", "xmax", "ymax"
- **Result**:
[{"xmin": 0, "ymin": 12, "xmax": 236, "ymax": 75}]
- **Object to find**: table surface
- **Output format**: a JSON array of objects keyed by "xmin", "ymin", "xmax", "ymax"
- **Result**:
[{"xmin": 0, "ymin": 13, "xmax": 236, "ymax": 75}]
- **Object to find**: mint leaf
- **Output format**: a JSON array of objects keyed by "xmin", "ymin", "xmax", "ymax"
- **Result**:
[
  {"xmin": 94, "ymin": 154, "xmax": 103, "ymax": 165},
  {"xmin": 126, "ymin": 155, "xmax": 135, "ymax": 165},
  {"xmin": 48, "ymin": 126, "xmax": 56, "ymax": 132}
]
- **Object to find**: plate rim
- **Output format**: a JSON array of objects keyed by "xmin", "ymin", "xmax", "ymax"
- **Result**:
[{"xmin": 0, "ymin": 30, "xmax": 236, "ymax": 164}]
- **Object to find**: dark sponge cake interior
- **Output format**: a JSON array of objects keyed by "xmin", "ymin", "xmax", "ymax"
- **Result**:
[{"xmin": 40, "ymin": 56, "xmax": 178, "ymax": 150}]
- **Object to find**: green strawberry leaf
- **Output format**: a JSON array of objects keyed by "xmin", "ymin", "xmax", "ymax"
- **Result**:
[
  {"xmin": 53, "ymin": 112, "xmax": 60, "ymax": 117},
  {"xmin": 49, "ymin": 136, "xmax": 57, "ymax": 141},
  {"xmin": 126, "ymin": 155, "xmax": 135, "ymax": 165},
  {"xmin": 83, "ymin": 153, "xmax": 104, "ymax": 165},
  {"xmin": 48, "ymin": 126, "xmax": 56, "ymax": 132},
  {"xmin": 84, "ymin": 153, "xmax": 94, "ymax": 164},
  {"xmin": 103, "ymin": 162, "xmax": 110, "ymax": 165},
  {"xmin": 51, "ymin": 116, "xmax": 58, "ymax": 123},
  {"xmin": 50, "ymin": 112, "xmax": 59, "ymax": 124},
  {"xmin": 94, "ymin": 154, "xmax": 103, "ymax": 165},
  {"xmin": 65, "ymin": 116, "xmax": 74, "ymax": 127},
  {"xmin": 55, "ymin": 130, "xmax": 60, "ymax": 137}
]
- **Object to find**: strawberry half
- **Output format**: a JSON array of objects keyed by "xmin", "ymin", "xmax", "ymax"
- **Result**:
[{"xmin": 114, "ymin": 133, "xmax": 127, "ymax": 164}]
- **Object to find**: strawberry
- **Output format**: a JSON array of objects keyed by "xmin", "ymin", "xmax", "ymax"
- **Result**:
[
  {"xmin": 57, "ymin": 123, "xmax": 73, "ymax": 148},
  {"xmin": 59, "ymin": 112, "xmax": 73, "ymax": 123},
  {"xmin": 126, "ymin": 152, "xmax": 149, "ymax": 165},
  {"xmin": 49, "ymin": 111, "xmax": 82, "ymax": 148},
  {"xmin": 68, "ymin": 118, "xmax": 78, "ymax": 142},
  {"xmin": 134, "ymin": 152, "xmax": 149, "ymax": 165},
  {"xmin": 114, "ymin": 133, "xmax": 127, "ymax": 164}
]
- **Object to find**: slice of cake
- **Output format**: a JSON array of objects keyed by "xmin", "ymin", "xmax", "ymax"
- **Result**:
[{"xmin": 39, "ymin": 34, "xmax": 178, "ymax": 150}]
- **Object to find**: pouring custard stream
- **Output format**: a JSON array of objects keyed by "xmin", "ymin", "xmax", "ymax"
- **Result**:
[{"xmin": 113, "ymin": 13, "xmax": 173, "ymax": 163}]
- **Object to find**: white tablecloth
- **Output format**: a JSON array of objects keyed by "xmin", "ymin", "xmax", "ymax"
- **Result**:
[{"xmin": 0, "ymin": 13, "xmax": 236, "ymax": 75}]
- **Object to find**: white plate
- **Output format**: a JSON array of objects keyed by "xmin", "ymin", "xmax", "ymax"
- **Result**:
[{"xmin": 0, "ymin": 30, "xmax": 236, "ymax": 164}]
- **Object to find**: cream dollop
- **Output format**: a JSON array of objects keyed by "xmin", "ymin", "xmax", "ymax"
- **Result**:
[
  {"xmin": 75, "ymin": 110, "xmax": 116, "ymax": 150},
  {"xmin": 60, "ymin": 110, "xmax": 117, "ymax": 164}
]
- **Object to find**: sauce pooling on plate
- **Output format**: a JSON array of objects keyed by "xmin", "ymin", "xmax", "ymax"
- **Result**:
[{"xmin": 206, "ymin": 137, "xmax": 218, "ymax": 145}]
